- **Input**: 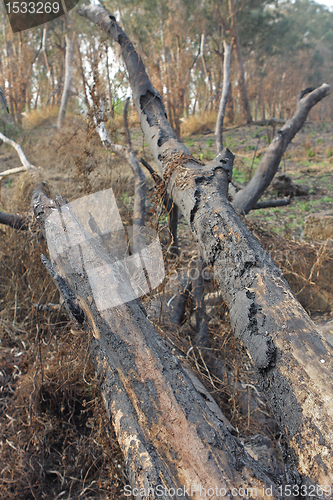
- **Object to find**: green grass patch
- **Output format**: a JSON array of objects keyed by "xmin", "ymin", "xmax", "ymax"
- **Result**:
[
  {"xmin": 185, "ymin": 138, "xmax": 195, "ymax": 148},
  {"xmin": 233, "ymin": 168, "xmax": 248, "ymax": 183},
  {"xmin": 296, "ymin": 200, "xmax": 311, "ymax": 212}
]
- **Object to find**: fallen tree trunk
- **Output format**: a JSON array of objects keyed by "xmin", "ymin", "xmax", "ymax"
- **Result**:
[
  {"xmin": 78, "ymin": 5, "xmax": 333, "ymax": 492},
  {"xmin": 33, "ymin": 189, "xmax": 279, "ymax": 500}
]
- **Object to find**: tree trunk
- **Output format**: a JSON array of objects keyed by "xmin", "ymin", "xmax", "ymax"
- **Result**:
[
  {"xmin": 57, "ymin": 34, "xmax": 74, "ymax": 129},
  {"xmin": 33, "ymin": 189, "xmax": 279, "ymax": 500},
  {"xmin": 215, "ymin": 41, "xmax": 231, "ymax": 154},
  {"xmin": 78, "ymin": 6, "xmax": 333, "ymax": 492},
  {"xmin": 228, "ymin": 0, "xmax": 252, "ymax": 124}
]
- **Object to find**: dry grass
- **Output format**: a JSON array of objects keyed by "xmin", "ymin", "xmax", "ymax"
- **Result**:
[
  {"xmin": 180, "ymin": 111, "xmax": 218, "ymax": 136},
  {"xmin": 248, "ymin": 221, "xmax": 333, "ymax": 314},
  {"xmin": 0, "ymin": 224, "xmax": 130, "ymax": 499},
  {"xmin": 0, "ymin": 124, "xmax": 137, "ymax": 499}
]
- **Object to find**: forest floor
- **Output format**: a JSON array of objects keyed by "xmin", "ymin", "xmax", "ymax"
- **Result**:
[{"xmin": 0, "ymin": 113, "xmax": 332, "ymax": 499}]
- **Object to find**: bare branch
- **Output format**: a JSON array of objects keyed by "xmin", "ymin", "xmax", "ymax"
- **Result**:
[
  {"xmin": 0, "ymin": 131, "xmax": 37, "ymax": 173},
  {"xmin": 0, "ymin": 211, "xmax": 31, "ymax": 230},
  {"xmin": 232, "ymin": 84, "xmax": 331, "ymax": 214},
  {"xmin": 252, "ymin": 198, "xmax": 291, "ymax": 210}
]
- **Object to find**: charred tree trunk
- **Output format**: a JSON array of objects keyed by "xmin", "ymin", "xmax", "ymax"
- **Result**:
[
  {"xmin": 33, "ymin": 189, "xmax": 279, "ymax": 500},
  {"xmin": 78, "ymin": 5, "xmax": 333, "ymax": 492}
]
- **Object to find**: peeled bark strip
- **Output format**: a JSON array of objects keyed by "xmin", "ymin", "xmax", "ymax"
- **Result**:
[
  {"xmin": 33, "ymin": 189, "xmax": 278, "ymax": 500},
  {"xmin": 78, "ymin": 5, "xmax": 333, "ymax": 491},
  {"xmin": 232, "ymin": 84, "xmax": 330, "ymax": 214}
]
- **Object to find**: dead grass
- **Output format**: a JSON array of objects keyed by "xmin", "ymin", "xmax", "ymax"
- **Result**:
[
  {"xmin": 0, "ymin": 225, "xmax": 131, "ymax": 500},
  {"xmin": 180, "ymin": 111, "xmax": 218, "ymax": 136},
  {"xmin": 248, "ymin": 220, "xmax": 333, "ymax": 314},
  {"xmin": 0, "ymin": 130, "xmax": 136, "ymax": 499}
]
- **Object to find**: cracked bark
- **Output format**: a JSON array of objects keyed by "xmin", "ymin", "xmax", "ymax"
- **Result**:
[
  {"xmin": 33, "ymin": 189, "xmax": 279, "ymax": 500},
  {"xmin": 78, "ymin": 5, "xmax": 333, "ymax": 491}
]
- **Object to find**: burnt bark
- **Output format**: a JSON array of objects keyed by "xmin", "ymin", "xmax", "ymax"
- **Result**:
[
  {"xmin": 33, "ymin": 189, "xmax": 279, "ymax": 500},
  {"xmin": 78, "ymin": 5, "xmax": 333, "ymax": 492},
  {"xmin": 0, "ymin": 211, "xmax": 30, "ymax": 230}
]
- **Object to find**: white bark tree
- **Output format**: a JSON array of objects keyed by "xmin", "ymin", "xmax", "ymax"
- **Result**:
[{"xmin": 57, "ymin": 34, "xmax": 74, "ymax": 129}]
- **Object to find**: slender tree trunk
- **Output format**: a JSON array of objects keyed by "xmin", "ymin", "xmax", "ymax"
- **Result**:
[
  {"xmin": 77, "ymin": 39, "xmax": 90, "ymax": 110},
  {"xmin": 229, "ymin": 0, "xmax": 252, "ymax": 123},
  {"xmin": 105, "ymin": 46, "xmax": 114, "ymax": 117},
  {"xmin": 215, "ymin": 41, "xmax": 231, "ymax": 153},
  {"xmin": 57, "ymin": 34, "xmax": 74, "ymax": 129}
]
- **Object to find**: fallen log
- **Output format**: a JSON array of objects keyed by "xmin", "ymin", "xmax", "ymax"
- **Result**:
[
  {"xmin": 33, "ymin": 189, "xmax": 280, "ymax": 500},
  {"xmin": 78, "ymin": 5, "xmax": 333, "ymax": 492}
]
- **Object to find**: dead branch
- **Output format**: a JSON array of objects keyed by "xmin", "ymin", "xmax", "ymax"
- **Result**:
[
  {"xmin": 0, "ymin": 211, "xmax": 31, "ymax": 230},
  {"xmin": 0, "ymin": 132, "xmax": 37, "ymax": 177},
  {"xmin": 252, "ymin": 198, "xmax": 291, "ymax": 210},
  {"xmin": 232, "ymin": 84, "xmax": 330, "ymax": 214}
]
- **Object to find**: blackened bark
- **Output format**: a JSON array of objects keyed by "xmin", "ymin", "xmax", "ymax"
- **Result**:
[
  {"xmin": 0, "ymin": 211, "xmax": 30, "ymax": 230},
  {"xmin": 78, "ymin": 4, "xmax": 333, "ymax": 491},
  {"xmin": 33, "ymin": 189, "xmax": 279, "ymax": 500}
]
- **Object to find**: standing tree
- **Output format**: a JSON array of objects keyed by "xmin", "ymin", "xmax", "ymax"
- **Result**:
[{"xmin": 57, "ymin": 33, "xmax": 74, "ymax": 128}]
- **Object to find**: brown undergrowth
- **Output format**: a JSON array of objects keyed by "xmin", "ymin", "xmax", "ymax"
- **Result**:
[
  {"xmin": 0, "ymin": 227, "xmax": 129, "ymax": 499},
  {"xmin": 248, "ymin": 220, "xmax": 333, "ymax": 314}
]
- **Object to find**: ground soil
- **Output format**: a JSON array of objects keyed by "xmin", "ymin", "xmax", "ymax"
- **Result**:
[{"xmin": 0, "ymin": 113, "xmax": 332, "ymax": 499}]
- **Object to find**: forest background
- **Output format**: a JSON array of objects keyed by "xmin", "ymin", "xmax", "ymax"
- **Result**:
[{"xmin": 1, "ymin": 0, "xmax": 333, "ymax": 130}]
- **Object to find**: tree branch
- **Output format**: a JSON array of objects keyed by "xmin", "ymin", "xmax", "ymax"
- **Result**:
[
  {"xmin": 0, "ymin": 132, "xmax": 37, "ymax": 172},
  {"xmin": 232, "ymin": 84, "xmax": 330, "ymax": 214}
]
